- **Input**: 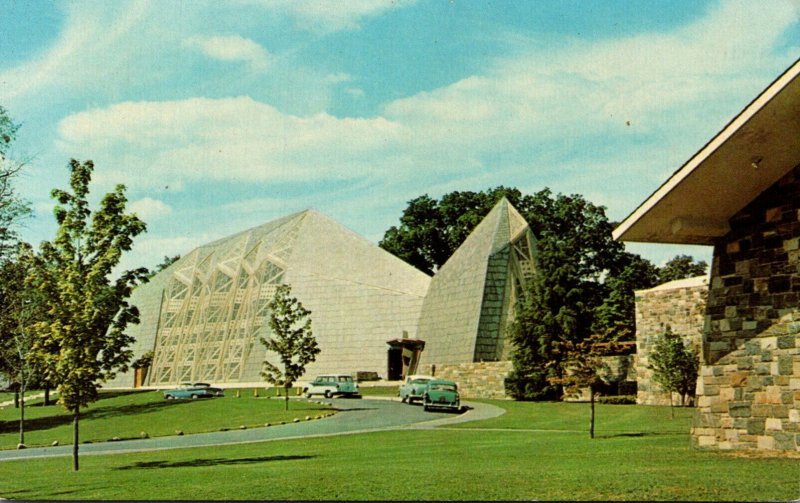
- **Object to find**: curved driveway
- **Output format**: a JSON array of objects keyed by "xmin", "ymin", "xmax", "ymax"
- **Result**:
[{"xmin": 0, "ymin": 398, "xmax": 505, "ymax": 462}]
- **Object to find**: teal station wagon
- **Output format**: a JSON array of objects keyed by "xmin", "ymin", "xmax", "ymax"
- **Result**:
[
  {"xmin": 422, "ymin": 379, "xmax": 460, "ymax": 412},
  {"xmin": 304, "ymin": 374, "xmax": 361, "ymax": 398}
]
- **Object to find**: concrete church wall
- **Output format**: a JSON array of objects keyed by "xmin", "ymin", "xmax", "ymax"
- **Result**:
[
  {"xmin": 693, "ymin": 166, "xmax": 800, "ymax": 451},
  {"xmin": 634, "ymin": 277, "xmax": 707, "ymax": 405}
]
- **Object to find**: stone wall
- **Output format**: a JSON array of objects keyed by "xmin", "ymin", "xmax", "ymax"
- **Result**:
[
  {"xmin": 418, "ymin": 361, "xmax": 513, "ymax": 399},
  {"xmin": 634, "ymin": 277, "xmax": 708, "ymax": 405},
  {"xmin": 693, "ymin": 166, "xmax": 800, "ymax": 451}
]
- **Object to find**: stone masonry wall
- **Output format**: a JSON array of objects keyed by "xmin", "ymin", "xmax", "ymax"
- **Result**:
[
  {"xmin": 418, "ymin": 361, "xmax": 513, "ymax": 399},
  {"xmin": 634, "ymin": 277, "xmax": 708, "ymax": 405},
  {"xmin": 693, "ymin": 165, "xmax": 800, "ymax": 451}
]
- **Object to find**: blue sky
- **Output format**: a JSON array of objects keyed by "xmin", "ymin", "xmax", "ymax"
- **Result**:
[{"xmin": 1, "ymin": 0, "xmax": 799, "ymax": 273}]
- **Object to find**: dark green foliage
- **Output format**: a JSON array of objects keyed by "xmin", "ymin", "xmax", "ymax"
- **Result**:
[
  {"xmin": 382, "ymin": 186, "xmax": 661, "ymax": 401},
  {"xmin": 596, "ymin": 395, "xmax": 636, "ymax": 405},
  {"xmin": 659, "ymin": 254, "xmax": 708, "ymax": 283},
  {"xmin": 147, "ymin": 255, "xmax": 180, "ymax": 278},
  {"xmin": 649, "ymin": 329, "xmax": 700, "ymax": 406},
  {"xmin": 261, "ymin": 284, "xmax": 320, "ymax": 411}
]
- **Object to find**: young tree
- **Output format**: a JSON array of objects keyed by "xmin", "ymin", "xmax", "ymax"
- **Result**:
[
  {"xmin": 28, "ymin": 159, "xmax": 147, "ymax": 471},
  {"xmin": 260, "ymin": 284, "xmax": 320, "ymax": 411},
  {"xmin": 548, "ymin": 334, "xmax": 618, "ymax": 439},
  {"xmin": 659, "ymin": 254, "xmax": 708, "ymax": 283},
  {"xmin": 649, "ymin": 329, "xmax": 700, "ymax": 415},
  {"xmin": 0, "ymin": 245, "xmax": 44, "ymax": 447}
]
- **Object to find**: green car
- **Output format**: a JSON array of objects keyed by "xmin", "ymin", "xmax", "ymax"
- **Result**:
[
  {"xmin": 422, "ymin": 379, "xmax": 461, "ymax": 412},
  {"xmin": 163, "ymin": 382, "xmax": 224, "ymax": 399}
]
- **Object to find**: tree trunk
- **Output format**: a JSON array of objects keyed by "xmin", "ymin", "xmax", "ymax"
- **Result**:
[
  {"xmin": 72, "ymin": 406, "xmax": 80, "ymax": 471},
  {"xmin": 19, "ymin": 387, "xmax": 25, "ymax": 445},
  {"xmin": 589, "ymin": 386, "xmax": 595, "ymax": 439},
  {"xmin": 284, "ymin": 383, "xmax": 289, "ymax": 411},
  {"xmin": 44, "ymin": 386, "xmax": 50, "ymax": 406},
  {"xmin": 13, "ymin": 389, "xmax": 19, "ymax": 408},
  {"xmin": 670, "ymin": 391, "xmax": 674, "ymax": 419}
]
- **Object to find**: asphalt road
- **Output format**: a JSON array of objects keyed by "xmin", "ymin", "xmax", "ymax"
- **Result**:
[{"xmin": 0, "ymin": 398, "xmax": 505, "ymax": 462}]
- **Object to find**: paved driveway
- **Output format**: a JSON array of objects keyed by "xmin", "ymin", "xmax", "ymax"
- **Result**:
[{"xmin": 0, "ymin": 398, "xmax": 505, "ymax": 462}]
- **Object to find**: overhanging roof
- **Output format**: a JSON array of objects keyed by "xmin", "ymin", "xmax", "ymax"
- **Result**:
[{"xmin": 614, "ymin": 59, "xmax": 800, "ymax": 245}]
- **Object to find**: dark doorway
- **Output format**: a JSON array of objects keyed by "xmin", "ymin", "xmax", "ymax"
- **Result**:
[{"xmin": 387, "ymin": 347, "xmax": 403, "ymax": 381}]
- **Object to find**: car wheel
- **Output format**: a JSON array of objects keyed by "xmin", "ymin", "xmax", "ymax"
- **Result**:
[
  {"xmin": 191, "ymin": 394, "xmax": 198, "ymax": 399},
  {"xmin": 306, "ymin": 393, "xmax": 312, "ymax": 399},
  {"xmin": 423, "ymin": 403, "xmax": 429, "ymax": 412},
  {"xmin": 324, "ymin": 390, "xmax": 332, "ymax": 399},
  {"xmin": 400, "ymin": 396, "xmax": 406, "ymax": 403},
  {"xmin": 165, "ymin": 395, "xmax": 174, "ymax": 400}
]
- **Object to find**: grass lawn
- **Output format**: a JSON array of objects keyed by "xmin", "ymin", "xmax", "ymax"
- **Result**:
[
  {"xmin": 0, "ymin": 390, "xmax": 332, "ymax": 449},
  {"xmin": 2, "ymin": 425, "xmax": 798, "ymax": 501},
  {"xmin": 458, "ymin": 399, "xmax": 695, "ymax": 435},
  {"xmin": 358, "ymin": 385, "xmax": 399, "ymax": 397}
]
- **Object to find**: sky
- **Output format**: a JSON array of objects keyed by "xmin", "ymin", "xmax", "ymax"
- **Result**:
[{"xmin": 1, "ymin": 0, "xmax": 799, "ymax": 274}]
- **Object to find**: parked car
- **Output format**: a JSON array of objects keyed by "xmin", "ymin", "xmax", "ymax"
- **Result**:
[
  {"xmin": 163, "ymin": 382, "xmax": 224, "ymax": 399},
  {"xmin": 422, "ymin": 379, "xmax": 460, "ymax": 412},
  {"xmin": 304, "ymin": 374, "xmax": 361, "ymax": 398},
  {"xmin": 399, "ymin": 374, "xmax": 434, "ymax": 404}
]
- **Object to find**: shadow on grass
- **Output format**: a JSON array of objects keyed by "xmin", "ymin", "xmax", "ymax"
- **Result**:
[
  {"xmin": 0, "ymin": 395, "xmax": 192, "ymax": 435},
  {"xmin": 114, "ymin": 454, "xmax": 316, "ymax": 470},
  {"xmin": 597, "ymin": 431, "xmax": 686, "ymax": 439}
]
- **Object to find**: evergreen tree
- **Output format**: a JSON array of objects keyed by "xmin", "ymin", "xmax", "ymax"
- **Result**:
[
  {"xmin": 260, "ymin": 284, "xmax": 320, "ymax": 411},
  {"xmin": 28, "ymin": 159, "xmax": 147, "ymax": 471}
]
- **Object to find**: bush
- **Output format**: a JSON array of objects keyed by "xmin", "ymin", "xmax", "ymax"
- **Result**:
[
  {"xmin": 504, "ymin": 370, "xmax": 560, "ymax": 401},
  {"xmin": 596, "ymin": 395, "xmax": 636, "ymax": 405}
]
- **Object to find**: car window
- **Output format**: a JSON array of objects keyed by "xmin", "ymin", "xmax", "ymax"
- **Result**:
[
  {"xmin": 411, "ymin": 379, "xmax": 430, "ymax": 385},
  {"xmin": 430, "ymin": 383, "xmax": 456, "ymax": 392},
  {"xmin": 338, "ymin": 376, "xmax": 352, "ymax": 382}
]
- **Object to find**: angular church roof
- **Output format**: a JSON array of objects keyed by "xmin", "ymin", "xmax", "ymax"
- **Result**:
[{"xmin": 417, "ymin": 198, "xmax": 536, "ymax": 365}]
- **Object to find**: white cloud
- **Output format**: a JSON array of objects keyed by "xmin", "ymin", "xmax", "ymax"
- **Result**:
[
  {"xmin": 56, "ymin": 96, "xmax": 407, "ymax": 189},
  {"xmin": 128, "ymin": 197, "xmax": 172, "ymax": 221},
  {"xmin": 248, "ymin": 0, "xmax": 417, "ymax": 33},
  {"xmin": 183, "ymin": 35, "xmax": 270, "ymax": 72}
]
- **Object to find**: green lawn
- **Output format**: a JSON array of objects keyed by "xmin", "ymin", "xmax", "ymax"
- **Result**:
[
  {"xmin": 1, "ymin": 398, "xmax": 798, "ymax": 501},
  {"xmin": 0, "ymin": 390, "xmax": 332, "ymax": 449},
  {"xmin": 358, "ymin": 385, "xmax": 399, "ymax": 396},
  {"xmin": 2, "ymin": 426, "xmax": 797, "ymax": 500},
  {"xmin": 459, "ymin": 399, "xmax": 695, "ymax": 435}
]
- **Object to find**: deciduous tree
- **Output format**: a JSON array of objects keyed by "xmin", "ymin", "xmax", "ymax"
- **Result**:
[
  {"xmin": 649, "ymin": 328, "xmax": 700, "ymax": 414},
  {"xmin": 659, "ymin": 254, "xmax": 708, "ymax": 283},
  {"xmin": 260, "ymin": 284, "xmax": 320, "ymax": 411},
  {"xmin": 28, "ymin": 159, "xmax": 147, "ymax": 471}
]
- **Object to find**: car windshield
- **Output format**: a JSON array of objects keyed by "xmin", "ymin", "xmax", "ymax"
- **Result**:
[
  {"xmin": 429, "ymin": 383, "xmax": 456, "ymax": 392},
  {"xmin": 411, "ymin": 379, "xmax": 430, "ymax": 385}
]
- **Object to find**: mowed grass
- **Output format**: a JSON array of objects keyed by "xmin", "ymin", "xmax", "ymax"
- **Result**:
[
  {"xmin": 0, "ymin": 390, "xmax": 332, "ymax": 449},
  {"xmin": 2, "ymin": 426, "xmax": 798, "ymax": 501},
  {"xmin": 358, "ymin": 385, "xmax": 400, "ymax": 396},
  {"xmin": 457, "ymin": 399, "xmax": 695, "ymax": 434}
]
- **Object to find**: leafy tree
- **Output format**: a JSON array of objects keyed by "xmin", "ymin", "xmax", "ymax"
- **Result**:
[
  {"xmin": 0, "ymin": 245, "xmax": 45, "ymax": 446},
  {"xmin": 27, "ymin": 159, "xmax": 147, "ymax": 471},
  {"xmin": 649, "ymin": 329, "xmax": 700, "ymax": 414},
  {"xmin": 260, "ymin": 284, "xmax": 320, "ymax": 411},
  {"xmin": 659, "ymin": 254, "xmax": 707, "ymax": 283},
  {"xmin": 0, "ymin": 106, "xmax": 31, "ymax": 260},
  {"xmin": 383, "ymin": 186, "xmax": 660, "ymax": 400},
  {"xmin": 548, "ymin": 334, "xmax": 618, "ymax": 439},
  {"xmin": 147, "ymin": 254, "xmax": 180, "ymax": 278}
]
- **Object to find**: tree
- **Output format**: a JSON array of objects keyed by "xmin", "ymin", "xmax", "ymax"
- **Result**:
[
  {"xmin": 27, "ymin": 159, "xmax": 147, "ymax": 471},
  {"xmin": 260, "ymin": 284, "xmax": 320, "ymax": 411},
  {"xmin": 649, "ymin": 329, "xmax": 700, "ymax": 415},
  {"xmin": 0, "ymin": 245, "xmax": 45, "ymax": 447},
  {"xmin": 0, "ymin": 106, "xmax": 31, "ymax": 261},
  {"xmin": 147, "ymin": 254, "xmax": 180, "ymax": 278},
  {"xmin": 548, "ymin": 334, "xmax": 618, "ymax": 439},
  {"xmin": 659, "ymin": 254, "xmax": 708, "ymax": 283}
]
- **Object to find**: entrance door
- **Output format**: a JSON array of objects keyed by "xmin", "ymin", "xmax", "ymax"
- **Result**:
[{"xmin": 387, "ymin": 347, "xmax": 403, "ymax": 380}]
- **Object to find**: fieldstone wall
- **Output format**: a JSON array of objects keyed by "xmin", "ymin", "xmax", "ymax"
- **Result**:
[
  {"xmin": 693, "ymin": 165, "xmax": 800, "ymax": 452},
  {"xmin": 418, "ymin": 361, "xmax": 513, "ymax": 399},
  {"xmin": 634, "ymin": 277, "xmax": 708, "ymax": 405}
]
